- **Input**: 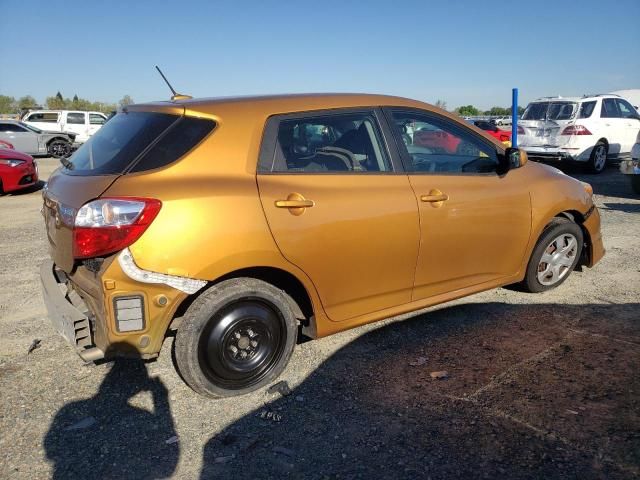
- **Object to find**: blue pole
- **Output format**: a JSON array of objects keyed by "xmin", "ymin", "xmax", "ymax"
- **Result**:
[{"xmin": 512, "ymin": 88, "xmax": 518, "ymax": 148}]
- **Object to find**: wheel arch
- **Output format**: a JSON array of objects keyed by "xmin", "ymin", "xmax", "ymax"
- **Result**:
[{"xmin": 170, "ymin": 265, "xmax": 317, "ymax": 340}]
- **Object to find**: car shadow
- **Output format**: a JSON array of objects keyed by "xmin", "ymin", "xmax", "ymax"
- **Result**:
[
  {"xmin": 2, "ymin": 180, "xmax": 45, "ymax": 196},
  {"xmin": 43, "ymin": 348, "xmax": 179, "ymax": 479},
  {"xmin": 200, "ymin": 301, "xmax": 639, "ymax": 480},
  {"xmin": 601, "ymin": 202, "xmax": 640, "ymax": 214},
  {"xmin": 541, "ymin": 162, "xmax": 639, "ymax": 200}
]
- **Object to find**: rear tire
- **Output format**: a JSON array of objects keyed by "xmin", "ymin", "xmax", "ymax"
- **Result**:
[
  {"xmin": 519, "ymin": 218, "xmax": 583, "ymax": 293},
  {"xmin": 174, "ymin": 278, "xmax": 298, "ymax": 398},
  {"xmin": 631, "ymin": 176, "xmax": 640, "ymax": 195},
  {"xmin": 587, "ymin": 141, "xmax": 607, "ymax": 174}
]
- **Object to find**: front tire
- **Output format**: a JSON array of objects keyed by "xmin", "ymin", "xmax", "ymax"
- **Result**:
[
  {"xmin": 174, "ymin": 278, "xmax": 298, "ymax": 398},
  {"xmin": 587, "ymin": 141, "xmax": 607, "ymax": 174},
  {"xmin": 47, "ymin": 139, "xmax": 71, "ymax": 158},
  {"xmin": 519, "ymin": 218, "xmax": 583, "ymax": 293}
]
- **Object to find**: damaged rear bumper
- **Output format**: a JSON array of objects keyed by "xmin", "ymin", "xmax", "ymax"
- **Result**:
[{"xmin": 40, "ymin": 260, "xmax": 104, "ymax": 362}]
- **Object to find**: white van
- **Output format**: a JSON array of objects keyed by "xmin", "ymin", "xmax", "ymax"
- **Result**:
[
  {"xmin": 22, "ymin": 110, "xmax": 108, "ymax": 144},
  {"xmin": 518, "ymin": 94, "xmax": 640, "ymax": 173}
]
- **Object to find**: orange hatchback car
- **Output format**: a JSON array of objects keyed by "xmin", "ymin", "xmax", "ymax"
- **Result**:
[{"xmin": 40, "ymin": 94, "xmax": 604, "ymax": 398}]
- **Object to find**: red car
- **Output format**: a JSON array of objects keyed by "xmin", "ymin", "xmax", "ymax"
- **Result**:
[
  {"xmin": 0, "ymin": 140, "xmax": 14, "ymax": 149},
  {"xmin": 0, "ymin": 148, "xmax": 39, "ymax": 194},
  {"xmin": 474, "ymin": 120, "xmax": 512, "ymax": 144}
]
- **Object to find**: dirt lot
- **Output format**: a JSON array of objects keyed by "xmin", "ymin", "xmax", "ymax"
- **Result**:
[{"xmin": 0, "ymin": 158, "xmax": 638, "ymax": 479}]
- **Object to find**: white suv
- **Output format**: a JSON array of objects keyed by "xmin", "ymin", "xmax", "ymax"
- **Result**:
[
  {"xmin": 518, "ymin": 94, "xmax": 640, "ymax": 173},
  {"xmin": 22, "ymin": 110, "xmax": 108, "ymax": 144}
]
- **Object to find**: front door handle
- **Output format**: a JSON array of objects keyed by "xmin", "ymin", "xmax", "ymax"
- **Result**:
[
  {"xmin": 420, "ymin": 189, "xmax": 448, "ymax": 207},
  {"xmin": 275, "ymin": 199, "xmax": 315, "ymax": 208},
  {"xmin": 275, "ymin": 193, "xmax": 314, "ymax": 216}
]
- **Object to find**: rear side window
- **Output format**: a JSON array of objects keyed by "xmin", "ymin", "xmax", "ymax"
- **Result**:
[
  {"xmin": 601, "ymin": 99, "xmax": 620, "ymax": 118},
  {"xmin": 27, "ymin": 112, "xmax": 59, "ymax": 123},
  {"xmin": 67, "ymin": 112, "xmax": 86, "ymax": 124},
  {"xmin": 66, "ymin": 112, "xmax": 214, "ymax": 175},
  {"xmin": 578, "ymin": 101, "xmax": 596, "ymax": 118},
  {"xmin": 129, "ymin": 117, "xmax": 215, "ymax": 172},
  {"xmin": 269, "ymin": 112, "xmax": 391, "ymax": 173}
]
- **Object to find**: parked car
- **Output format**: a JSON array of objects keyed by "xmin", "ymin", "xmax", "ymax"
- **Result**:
[
  {"xmin": 22, "ymin": 110, "xmax": 108, "ymax": 144},
  {"xmin": 0, "ymin": 148, "xmax": 38, "ymax": 194},
  {"xmin": 620, "ymin": 130, "xmax": 640, "ymax": 194},
  {"xmin": 0, "ymin": 120, "xmax": 76, "ymax": 157},
  {"xmin": 474, "ymin": 120, "xmax": 512, "ymax": 144},
  {"xmin": 518, "ymin": 94, "xmax": 640, "ymax": 173},
  {"xmin": 40, "ymin": 93, "xmax": 604, "ymax": 398},
  {"xmin": 493, "ymin": 116, "xmax": 512, "ymax": 126}
]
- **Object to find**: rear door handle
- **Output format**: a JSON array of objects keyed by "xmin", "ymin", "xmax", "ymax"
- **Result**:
[
  {"xmin": 275, "ymin": 200, "xmax": 315, "ymax": 208},
  {"xmin": 421, "ymin": 193, "xmax": 449, "ymax": 202}
]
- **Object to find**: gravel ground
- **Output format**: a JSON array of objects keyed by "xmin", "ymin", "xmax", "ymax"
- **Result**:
[{"xmin": 0, "ymin": 158, "xmax": 638, "ymax": 479}]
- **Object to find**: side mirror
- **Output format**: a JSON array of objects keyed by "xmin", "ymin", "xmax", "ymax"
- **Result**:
[{"xmin": 498, "ymin": 147, "xmax": 528, "ymax": 174}]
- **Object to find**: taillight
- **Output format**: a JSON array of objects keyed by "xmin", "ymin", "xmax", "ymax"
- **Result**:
[
  {"xmin": 73, "ymin": 197, "xmax": 162, "ymax": 259},
  {"xmin": 562, "ymin": 125, "xmax": 592, "ymax": 135},
  {"xmin": 517, "ymin": 126, "xmax": 525, "ymax": 135}
]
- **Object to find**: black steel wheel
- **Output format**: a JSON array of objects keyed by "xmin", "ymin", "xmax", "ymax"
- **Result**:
[{"xmin": 175, "ymin": 278, "xmax": 299, "ymax": 398}]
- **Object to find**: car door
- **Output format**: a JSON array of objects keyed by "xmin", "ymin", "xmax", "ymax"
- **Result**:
[
  {"xmin": 63, "ymin": 112, "xmax": 88, "ymax": 142},
  {"xmin": 600, "ymin": 98, "xmax": 624, "ymax": 155},
  {"xmin": 615, "ymin": 99, "xmax": 640, "ymax": 154},
  {"xmin": 257, "ymin": 108, "xmax": 420, "ymax": 322},
  {"xmin": 383, "ymin": 108, "xmax": 531, "ymax": 300},
  {"xmin": 0, "ymin": 122, "xmax": 39, "ymax": 154},
  {"xmin": 88, "ymin": 113, "xmax": 107, "ymax": 137}
]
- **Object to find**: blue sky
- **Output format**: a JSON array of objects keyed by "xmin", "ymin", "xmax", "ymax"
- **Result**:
[{"xmin": 1, "ymin": 0, "xmax": 638, "ymax": 109}]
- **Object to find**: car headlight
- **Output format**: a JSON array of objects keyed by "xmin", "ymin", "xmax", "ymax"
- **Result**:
[{"xmin": 0, "ymin": 159, "xmax": 26, "ymax": 167}]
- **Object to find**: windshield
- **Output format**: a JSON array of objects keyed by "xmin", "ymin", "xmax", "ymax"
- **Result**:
[
  {"xmin": 522, "ymin": 102, "xmax": 578, "ymax": 121},
  {"xmin": 21, "ymin": 122, "xmax": 43, "ymax": 134}
]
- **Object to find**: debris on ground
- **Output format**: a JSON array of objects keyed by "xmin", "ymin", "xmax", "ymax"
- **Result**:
[
  {"xmin": 409, "ymin": 356, "xmax": 427, "ymax": 367},
  {"xmin": 430, "ymin": 370, "xmax": 449, "ymax": 380},
  {"xmin": 27, "ymin": 339, "xmax": 41, "ymax": 354},
  {"xmin": 295, "ymin": 395, "xmax": 304, "ymax": 402},
  {"xmin": 64, "ymin": 416, "xmax": 96, "ymax": 431},
  {"xmin": 214, "ymin": 455, "xmax": 235, "ymax": 464},
  {"xmin": 258, "ymin": 410, "xmax": 282, "ymax": 422},
  {"xmin": 267, "ymin": 380, "xmax": 292, "ymax": 397},
  {"xmin": 273, "ymin": 446, "xmax": 294, "ymax": 457},
  {"xmin": 165, "ymin": 435, "xmax": 179, "ymax": 444}
]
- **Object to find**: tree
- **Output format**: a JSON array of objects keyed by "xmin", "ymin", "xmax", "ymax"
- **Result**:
[
  {"xmin": 0, "ymin": 95, "xmax": 16, "ymax": 114},
  {"xmin": 118, "ymin": 95, "xmax": 134, "ymax": 108},
  {"xmin": 455, "ymin": 105, "xmax": 479, "ymax": 117},
  {"xmin": 17, "ymin": 95, "xmax": 38, "ymax": 110},
  {"xmin": 434, "ymin": 99, "xmax": 447, "ymax": 111},
  {"xmin": 56, "ymin": 91, "xmax": 63, "ymax": 101},
  {"xmin": 46, "ymin": 95, "xmax": 66, "ymax": 110}
]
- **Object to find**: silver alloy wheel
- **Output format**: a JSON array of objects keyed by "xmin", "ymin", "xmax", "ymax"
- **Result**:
[
  {"xmin": 537, "ymin": 233, "xmax": 578, "ymax": 286},
  {"xmin": 593, "ymin": 145, "xmax": 606, "ymax": 172}
]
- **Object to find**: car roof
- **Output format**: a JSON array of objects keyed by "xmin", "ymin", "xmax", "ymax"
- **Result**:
[{"xmin": 129, "ymin": 93, "xmax": 442, "ymax": 118}]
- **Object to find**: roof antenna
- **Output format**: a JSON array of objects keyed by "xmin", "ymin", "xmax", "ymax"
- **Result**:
[{"xmin": 155, "ymin": 65, "xmax": 192, "ymax": 101}]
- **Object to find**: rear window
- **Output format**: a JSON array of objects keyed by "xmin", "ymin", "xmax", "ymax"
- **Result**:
[
  {"xmin": 65, "ymin": 112, "xmax": 215, "ymax": 175},
  {"xmin": 522, "ymin": 102, "xmax": 577, "ymax": 121}
]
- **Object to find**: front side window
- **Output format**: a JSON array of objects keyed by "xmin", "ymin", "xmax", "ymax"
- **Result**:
[
  {"xmin": 601, "ymin": 99, "xmax": 620, "ymax": 118},
  {"xmin": 390, "ymin": 110, "xmax": 498, "ymax": 174},
  {"xmin": 27, "ymin": 112, "xmax": 59, "ymax": 123},
  {"xmin": 67, "ymin": 112, "xmax": 86, "ymax": 124},
  {"xmin": 89, "ymin": 113, "xmax": 106, "ymax": 125},
  {"xmin": 616, "ymin": 99, "xmax": 639, "ymax": 119},
  {"xmin": 270, "ymin": 112, "xmax": 391, "ymax": 173}
]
